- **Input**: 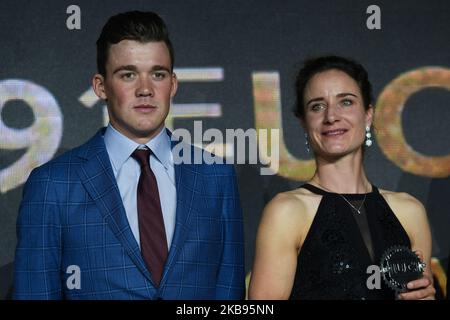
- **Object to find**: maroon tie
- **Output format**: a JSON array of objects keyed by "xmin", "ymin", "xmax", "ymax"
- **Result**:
[{"xmin": 131, "ymin": 149, "xmax": 168, "ymax": 286}]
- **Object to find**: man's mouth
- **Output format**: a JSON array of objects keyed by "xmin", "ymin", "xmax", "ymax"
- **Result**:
[{"xmin": 134, "ymin": 104, "xmax": 157, "ymax": 112}]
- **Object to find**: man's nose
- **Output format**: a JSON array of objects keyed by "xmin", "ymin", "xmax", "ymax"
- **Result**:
[{"xmin": 136, "ymin": 77, "xmax": 154, "ymax": 97}]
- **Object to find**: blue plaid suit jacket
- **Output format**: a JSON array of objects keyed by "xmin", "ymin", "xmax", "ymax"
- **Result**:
[{"xmin": 13, "ymin": 128, "xmax": 245, "ymax": 300}]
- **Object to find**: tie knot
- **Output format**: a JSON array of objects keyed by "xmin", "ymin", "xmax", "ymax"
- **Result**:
[{"xmin": 131, "ymin": 148, "xmax": 151, "ymax": 168}]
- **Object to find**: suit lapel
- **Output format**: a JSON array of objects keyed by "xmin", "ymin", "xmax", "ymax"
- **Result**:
[
  {"xmin": 75, "ymin": 129, "xmax": 153, "ymax": 283},
  {"xmin": 159, "ymin": 138, "xmax": 198, "ymax": 287}
]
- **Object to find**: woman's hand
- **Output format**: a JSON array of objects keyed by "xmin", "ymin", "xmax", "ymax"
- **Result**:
[{"xmin": 397, "ymin": 251, "xmax": 436, "ymax": 300}]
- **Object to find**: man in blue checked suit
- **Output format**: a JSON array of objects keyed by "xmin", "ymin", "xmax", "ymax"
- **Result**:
[{"xmin": 13, "ymin": 11, "xmax": 245, "ymax": 300}]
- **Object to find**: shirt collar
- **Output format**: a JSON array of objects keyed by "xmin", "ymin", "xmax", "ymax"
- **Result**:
[
  {"xmin": 143, "ymin": 127, "xmax": 173, "ymax": 170},
  {"xmin": 104, "ymin": 124, "xmax": 173, "ymax": 171}
]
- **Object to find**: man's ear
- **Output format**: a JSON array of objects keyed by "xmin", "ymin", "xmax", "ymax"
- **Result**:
[
  {"xmin": 170, "ymin": 72, "xmax": 178, "ymax": 98},
  {"xmin": 92, "ymin": 74, "xmax": 107, "ymax": 100}
]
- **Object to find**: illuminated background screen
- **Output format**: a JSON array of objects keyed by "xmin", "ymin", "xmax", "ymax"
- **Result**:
[{"xmin": 1, "ymin": 0, "xmax": 449, "ymax": 298}]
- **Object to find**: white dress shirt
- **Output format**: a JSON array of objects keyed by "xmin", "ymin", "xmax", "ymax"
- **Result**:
[{"xmin": 104, "ymin": 124, "xmax": 177, "ymax": 248}]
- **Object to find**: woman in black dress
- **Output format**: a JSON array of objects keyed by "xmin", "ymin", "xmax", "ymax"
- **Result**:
[{"xmin": 249, "ymin": 56, "xmax": 435, "ymax": 300}]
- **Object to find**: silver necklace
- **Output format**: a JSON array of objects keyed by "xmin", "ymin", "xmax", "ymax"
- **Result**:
[
  {"xmin": 337, "ymin": 193, "xmax": 367, "ymax": 215},
  {"xmin": 313, "ymin": 181, "xmax": 368, "ymax": 215}
]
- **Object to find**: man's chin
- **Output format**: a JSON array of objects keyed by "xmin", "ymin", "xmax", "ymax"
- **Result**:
[{"xmin": 134, "ymin": 125, "xmax": 165, "ymax": 139}]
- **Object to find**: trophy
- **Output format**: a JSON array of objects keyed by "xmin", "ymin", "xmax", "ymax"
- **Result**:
[{"xmin": 380, "ymin": 245, "xmax": 426, "ymax": 292}]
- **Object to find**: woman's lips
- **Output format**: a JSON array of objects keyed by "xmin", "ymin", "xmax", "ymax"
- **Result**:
[{"xmin": 322, "ymin": 129, "xmax": 348, "ymax": 136}]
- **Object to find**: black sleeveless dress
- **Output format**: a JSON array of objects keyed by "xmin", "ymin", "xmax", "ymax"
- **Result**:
[{"xmin": 289, "ymin": 184, "xmax": 411, "ymax": 300}]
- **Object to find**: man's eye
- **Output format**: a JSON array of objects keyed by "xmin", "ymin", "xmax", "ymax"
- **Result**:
[
  {"xmin": 120, "ymin": 72, "xmax": 136, "ymax": 80},
  {"xmin": 152, "ymin": 71, "xmax": 168, "ymax": 80}
]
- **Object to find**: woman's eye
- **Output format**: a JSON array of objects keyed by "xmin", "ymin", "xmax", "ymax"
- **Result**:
[
  {"xmin": 341, "ymin": 99, "xmax": 353, "ymax": 107},
  {"xmin": 311, "ymin": 103, "xmax": 325, "ymax": 112}
]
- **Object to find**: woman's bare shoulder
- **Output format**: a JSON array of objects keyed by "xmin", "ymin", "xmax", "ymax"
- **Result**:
[
  {"xmin": 261, "ymin": 188, "xmax": 320, "ymax": 232},
  {"xmin": 378, "ymin": 188, "xmax": 428, "ymax": 238},
  {"xmin": 258, "ymin": 188, "xmax": 321, "ymax": 248},
  {"xmin": 266, "ymin": 187, "xmax": 321, "ymax": 215},
  {"xmin": 379, "ymin": 189, "xmax": 425, "ymax": 213}
]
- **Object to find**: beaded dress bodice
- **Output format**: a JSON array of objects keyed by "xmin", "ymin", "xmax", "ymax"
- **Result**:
[{"xmin": 289, "ymin": 184, "xmax": 410, "ymax": 300}]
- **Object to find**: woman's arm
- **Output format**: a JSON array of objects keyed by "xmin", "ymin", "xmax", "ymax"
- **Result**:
[
  {"xmin": 385, "ymin": 192, "xmax": 435, "ymax": 300},
  {"xmin": 248, "ymin": 193, "xmax": 307, "ymax": 300}
]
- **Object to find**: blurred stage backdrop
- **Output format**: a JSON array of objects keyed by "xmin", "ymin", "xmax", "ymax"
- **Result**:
[{"xmin": 0, "ymin": 0, "xmax": 449, "ymax": 299}]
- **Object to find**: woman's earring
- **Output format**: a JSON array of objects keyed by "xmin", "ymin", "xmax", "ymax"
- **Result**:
[
  {"xmin": 305, "ymin": 133, "xmax": 310, "ymax": 153},
  {"xmin": 365, "ymin": 126, "xmax": 372, "ymax": 147}
]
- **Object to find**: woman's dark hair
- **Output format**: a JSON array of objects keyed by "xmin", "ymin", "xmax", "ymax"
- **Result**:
[
  {"xmin": 96, "ymin": 11, "xmax": 174, "ymax": 76},
  {"xmin": 294, "ymin": 55, "xmax": 373, "ymax": 119}
]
